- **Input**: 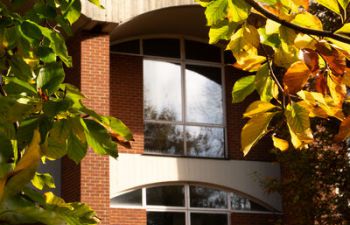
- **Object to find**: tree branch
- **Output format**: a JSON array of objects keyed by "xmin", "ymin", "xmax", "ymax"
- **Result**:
[{"xmin": 244, "ymin": 0, "xmax": 350, "ymax": 44}]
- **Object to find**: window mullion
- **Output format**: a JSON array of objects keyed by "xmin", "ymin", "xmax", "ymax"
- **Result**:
[{"xmin": 180, "ymin": 37, "xmax": 187, "ymax": 156}]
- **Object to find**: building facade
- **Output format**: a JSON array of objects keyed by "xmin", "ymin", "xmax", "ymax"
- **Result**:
[{"xmin": 60, "ymin": 1, "xmax": 282, "ymax": 224}]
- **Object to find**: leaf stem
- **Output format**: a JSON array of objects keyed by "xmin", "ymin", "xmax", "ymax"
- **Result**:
[{"xmin": 244, "ymin": 0, "xmax": 350, "ymax": 44}]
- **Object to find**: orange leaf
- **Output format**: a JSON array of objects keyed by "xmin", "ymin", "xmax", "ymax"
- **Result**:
[
  {"xmin": 301, "ymin": 48, "xmax": 319, "ymax": 73},
  {"xmin": 316, "ymin": 42, "xmax": 346, "ymax": 76},
  {"xmin": 293, "ymin": 0, "xmax": 309, "ymax": 10},
  {"xmin": 283, "ymin": 61, "xmax": 311, "ymax": 94},
  {"xmin": 334, "ymin": 116, "xmax": 350, "ymax": 141}
]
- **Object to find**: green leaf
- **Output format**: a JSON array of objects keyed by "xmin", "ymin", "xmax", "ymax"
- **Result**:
[
  {"xmin": 80, "ymin": 119, "xmax": 118, "ymax": 158},
  {"xmin": 100, "ymin": 116, "xmax": 133, "ymax": 142},
  {"xmin": 4, "ymin": 76, "xmax": 37, "ymax": 95},
  {"xmin": 31, "ymin": 172, "xmax": 55, "ymax": 190},
  {"xmin": 67, "ymin": 132, "xmax": 87, "ymax": 164},
  {"xmin": 227, "ymin": 0, "xmax": 250, "ymax": 23},
  {"xmin": 315, "ymin": 0, "xmax": 341, "ymax": 15},
  {"xmin": 232, "ymin": 75, "xmax": 256, "ymax": 103},
  {"xmin": 37, "ymin": 62, "xmax": 65, "ymax": 95},
  {"xmin": 9, "ymin": 56, "xmax": 33, "ymax": 81},
  {"xmin": 42, "ymin": 99, "xmax": 73, "ymax": 117},
  {"xmin": 0, "ymin": 96, "xmax": 39, "ymax": 123},
  {"xmin": 205, "ymin": 0, "xmax": 228, "ymax": 26},
  {"xmin": 45, "ymin": 120, "xmax": 70, "ymax": 159},
  {"xmin": 20, "ymin": 20, "xmax": 43, "ymax": 44},
  {"xmin": 243, "ymin": 101, "xmax": 279, "ymax": 118},
  {"xmin": 209, "ymin": 20, "xmax": 238, "ymax": 44},
  {"xmin": 241, "ymin": 112, "xmax": 277, "ymax": 156},
  {"xmin": 37, "ymin": 47, "xmax": 56, "ymax": 63},
  {"xmin": 63, "ymin": 0, "xmax": 81, "ymax": 25},
  {"xmin": 255, "ymin": 63, "xmax": 278, "ymax": 101}
]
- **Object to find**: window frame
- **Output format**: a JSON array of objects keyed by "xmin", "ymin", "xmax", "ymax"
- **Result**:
[
  {"xmin": 110, "ymin": 183, "xmax": 279, "ymax": 225},
  {"xmin": 133, "ymin": 36, "xmax": 228, "ymax": 159}
]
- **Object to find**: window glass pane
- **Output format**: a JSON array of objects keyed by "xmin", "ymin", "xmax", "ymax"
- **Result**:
[
  {"xmin": 230, "ymin": 193, "xmax": 271, "ymax": 211},
  {"xmin": 110, "ymin": 40, "xmax": 140, "ymax": 54},
  {"xmin": 143, "ymin": 39, "xmax": 180, "ymax": 58},
  {"xmin": 146, "ymin": 185, "xmax": 184, "ymax": 206},
  {"xmin": 185, "ymin": 40, "xmax": 221, "ymax": 62},
  {"xmin": 185, "ymin": 65, "xmax": 223, "ymax": 124},
  {"xmin": 190, "ymin": 213, "xmax": 228, "ymax": 225},
  {"xmin": 145, "ymin": 123, "xmax": 184, "ymax": 155},
  {"xmin": 144, "ymin": 60, "xmax": 182, "ymax": 121},
  {"xmin": 147, "ymin": 212, "xmax": 185, "ymax": 225},
  {"xmin": 224, "ymin": 50, "xmax": 235, "ymax": 64},
  {"xmin": 190, "ymin": 186, "xmax": 227, "ymax": 208},
  {"xmin": 110, "ymin": 189, "xmax": 142, "ymax": 206},
  {"xmin": 186, "ymin": 126, "xmax": 224, "ymax": 158}
]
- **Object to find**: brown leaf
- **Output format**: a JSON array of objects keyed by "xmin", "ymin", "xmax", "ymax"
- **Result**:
[
  {"xmin": 314, "ymin": 70, "xmax": 327, "ymax": 95},
  {"xmin": 301, "ymin": 48, "xmax": 319, "ymax": 73},
  {"xmin": 334, "ymin": 116, "xmax": 350, "ymax": 142},
  {"xmin": 283, "ymin": 61, "xmax": 311, "ymax": 94},
  {"xmin": 327, "ymin": 73, "xmax": 346, "ymax": 106},
  {"xmin": 316, "ymin": 42, "xmax": 346, "ymax": 76}
]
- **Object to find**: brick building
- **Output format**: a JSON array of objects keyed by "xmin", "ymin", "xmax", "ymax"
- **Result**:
[{"xmin": 56, "ymin": 1, "xmax": 283, "ymax": 224}]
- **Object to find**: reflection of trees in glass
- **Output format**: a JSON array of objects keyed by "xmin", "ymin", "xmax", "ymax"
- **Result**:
[
  {"xmin": 186, "ymin": 65, "xmax": 223, "ymax": 124},
  {"xmin": 190, "ymin": 186, "xmax": 227, "ymax": 208},
  {"xmin": 144, "ymin": 105, "xmax": 184, "ymax": 155},
  {"xmin": 187, "ymin": 127, "xmax": 224, "ymax": 158}
]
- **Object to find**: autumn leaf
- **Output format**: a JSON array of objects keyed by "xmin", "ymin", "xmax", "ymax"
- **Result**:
[
  {"xmin": 291, "ymin": 12, "xmax": 323, "ymax": 30},
  {"xmin": 301, "ymin": 49, "xmax": 319, "ymax": 73},
  {"xmin": 243, "ymin": 100, "xmax": 280, "ymax": 118},
  {"xmin": 283, "ymin": 61, "xmax": 311, "ymax": 94},
  {"xmin": 241, "ymin": 112, "xmax": 277, "ymax": 156},
  {"xmin": 316, "ymin": 42, "xmax": 346, "ymax": 76},
  {"xmin": 334, "ymin": 116, "xmax": 350, "ymax": 141},
  {"xmin": 327, "ymin": 73, "xmax": 346, "ymax": 106},
  {"xmin": 272, "ymin": 135, "xmax": 289, "ymax": 151}
]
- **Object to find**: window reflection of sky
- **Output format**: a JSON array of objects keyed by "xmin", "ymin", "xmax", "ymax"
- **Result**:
[{"xmin": 144, "ymin": 60, "xmax": 182, "ymax": 121}]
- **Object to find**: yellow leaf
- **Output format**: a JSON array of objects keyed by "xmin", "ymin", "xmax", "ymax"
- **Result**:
[
  {"xmin": 291, "ymin": 12, "xmax": 323, "ymax": 30},
  {"xmin": 243, "ymin": 101, "xmax": 280, "ymax": 118},
  {"xmin": 274, "ymin": 42, "xmax": 298, "ymax": 68},
  {"xmin": 265, "ymin": 19, "xmax": 280, "ymax": 35},
  {"xmin": 327, "ymin": 73, "xmax": 346, "ymax": 106},
  {"xmin": 315, "ymin": 0, "xmax": 341, "ymax": 15},
  {"xmin": 283, "ymin": 61, "xmax": 311, "ymax": 94},
  {"xmin": 272, "ymin": 135, "xmax": 289, "ymax": 151},
  {"xmin": 294, "ymin": 33, "xmax": 317, "ymax": 49},
  {"xmin": 335, "ymin": 23, "xmax": 350, "ymax": 34},
  {"xmin": 241, "ymin": 112, "xmax": 277, "ymax": 156}
]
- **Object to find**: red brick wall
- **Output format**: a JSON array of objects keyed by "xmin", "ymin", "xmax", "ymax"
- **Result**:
[
  {"xmin": 231, "ymin": 212, "xmax": 282, "ymax": 225},
  {"xmin": 63, "ymin": 32, "xmax": 111, "ymax": 225},
  {"xmin": 110, "ymin": 54, "xmax": 144, "ymax": 154},
  {"xmin": 110, "ymin": 208, "xmax": 147, "ymax": 225},
  {"xmin": 225, "ymin": 66, "xmax": 275, "ymax": 161}
]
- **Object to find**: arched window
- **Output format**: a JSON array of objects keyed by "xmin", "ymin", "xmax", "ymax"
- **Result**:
[
  {"xmin": 111, "ymin": 37, "xmax": 227, "ymax": 158},
  {"xmin": 110, "ymin": 184, "xmax": 277, "ymax": 225}
]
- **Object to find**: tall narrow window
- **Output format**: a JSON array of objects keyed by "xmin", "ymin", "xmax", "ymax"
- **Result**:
[{"xmin": 143, "ymin": 38, "xmax": 225, "ymax": 158}]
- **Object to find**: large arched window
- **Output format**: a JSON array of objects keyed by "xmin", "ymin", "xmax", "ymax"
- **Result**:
[
  {"xmin": 111, "ymin": 37, "xmax": 227, "ymax": 158},
  {"xmin": 110, "ymin": 184, "xmax": 277, "ymax": 225}
]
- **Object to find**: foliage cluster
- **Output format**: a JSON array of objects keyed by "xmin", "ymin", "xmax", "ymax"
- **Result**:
[
  {"xmin": 198, "ymin": 0, "xmax": 350, "ymax": 223},
  {"xmin": 0, "ymin": 0, "xmax": 132, "ymax": 224}
]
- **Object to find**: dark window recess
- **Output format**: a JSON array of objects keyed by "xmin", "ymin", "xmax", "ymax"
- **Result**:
[
  {"xmin": 224, "ymin": 50, "xmax": 235, "ymax": 64},
  {"xmin": 185, "ymin": 40, "xmax": 221, "ymax": 62},
  {"xmin": 110, "ymin": 189, "xmax": 142, "ymax": 206},
  {"xmin": 146, "ymin": 185, "xmax": 185, "ymax": 206},
  {"xmin": 110, "ymin": 40, "xmax": 140, "ymax": 54},
  {"xmin": 147, "ymin": 212, "xmax": 186, "ymax": 225},
  {"xmin": 190, "ymin": 213, "xmax": 228, "ymax": 225},
  {"xmin": 143, "ymin": 39, "xmax": 180, "ymax": 58}
]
